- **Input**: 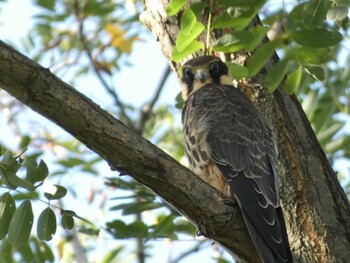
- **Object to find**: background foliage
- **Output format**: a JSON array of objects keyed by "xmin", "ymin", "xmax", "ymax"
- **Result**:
[{"xmin": 0, "ymin": 0, "xmax": 349, "ymax": 262}]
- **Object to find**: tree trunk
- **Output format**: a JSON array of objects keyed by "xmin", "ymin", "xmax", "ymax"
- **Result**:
[
  {"xmin": 0, "ymin": 1, "xmax": 349, "ymax": 262},
  {"xmin": 140, "ymin": 1, "xmax": 350, "ymax": 263}
]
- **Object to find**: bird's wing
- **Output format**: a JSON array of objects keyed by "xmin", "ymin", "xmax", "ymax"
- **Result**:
[{"xmin": 197, "ymin": 84, "xmax": 292, "ymax": 262}]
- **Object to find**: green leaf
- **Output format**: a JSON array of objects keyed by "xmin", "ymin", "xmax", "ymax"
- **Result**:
[
  {"xmin": 0, "ymin": 238, "xmax": 13, "ymax": 263},
  {"xmin": 37, "ymin": 207, "xmax": 57, "ymax": 241},
  {"xmin": 226, "ymin": 62, "xmax": 249, "ymax": 80},
  {"xmin": 36, "ymin": 160, "xmax": 49, "ymax": 182},
  {"xmin": 57, "ymin": 157, "xmax": 85, "ymax": 168},
  {"xmin": 0, "ymin": 192, "xmax": 16, "ymax": 239},
  {"xmin": 304, "ymin": 65, "xmax": 326, "ymax": 81},
  {"xmin": 16, "ymin": 241, "xmax": 35, "ymax": 262},
  {"xmin": 126, "ymin": 221, "xmax": 148, "ymax": 238},
  {"xmin": 181, "ymin": 8, "xmax": 196, "ymax": 35},
  {"xmin": 109, "ymin": 201, "xmax": 162, "ymax": 215},
  {"xmin": 174, "ymin": 219, "xmax": 196, "ymax": 236},
  {"xmin": 44, "ymin": 184, "xmax": 67, "ymax": 200},
  {"xmin": 213, "ymin": 26, "xmax": 268, "ymax": 53},
  {"xmin": 30, "ymin": 237, "xmax": 55, "ymax": 262},
  {"xmin": 176, "ymin": 22, "xmax": 205, "ymax": 52},
  {"xmin": 302, "ymin": 0, "xmax": 329, "ymax": 28},
  {"xmin": 325, "ymin": 135, "xmax": 350, "ymax": 154},
  {"xmin": 264, "ymin": 59, "xmax": 290, "ymax": 93},
  {"xmin": 25, "ymin": 159, "xmax": 37, "ymax": 183},
  {"xmin": 19, "ymin": 135, "xmax": 31, "ymax": 149},
  {"xmin": 317, "ymin": 122, "xmax": 345, "ymax": 144},
  {"xmin": 247, "ymin": 40, "xmax": 281, "ymax": 77},
  {"xmin": 106, "ymin": 220, "xmax": 128, "ymax": 238},
  {"xmin": 147, "ymin": 214, "xmax": 177, "ymax": 241},
  {"xmin": 5, "ymin": 172, "xmax": 35, "ymax": 191},
  {"xmin": 8, "ymin": 200, "xmax": 34, "ymax": 246},
  {"xmin": 101, "ymin": 247, "xmax": 124, "ymax": 263},
  {"xmin": 218, "ymin": 0, "xmax": 266, "ymax": 6},
  {"xmin": 214, "ymin": 4, "xmax": 264, "ymax": 31},
  {"xmin": 35, "ymin": 0, "xmax": 55, "ymax": 11},
  {"xmin": 190, "ymin": 2, "xmax": 207, "ymax": 17},
  {"xmin": 286, "ymin": 47, "xmax": 333, "ymax": 65},
  {"xmin": 172, "ymin": 40, "xmax": 204, "ymax": 62},
  {"xmin": 62, "ymin": 209, "xmax": 93, "ymax": 225},
  {"xmin": 291, "ymin": 28, "xmax": 342, "ymax": 48},
  {"xmin": 285, "ymin": 66, "xmax": 303, "ymax": 94},
  {"xmin": 175, "ymin": 92, "xmax": 184, "ymax": 109},
  {"xmin": 61, "ymin": 214, "xmax": 74, "ymax": 230},
  {"xmin": 166, "ymin": 0, "xmax": 187, "ymax": 16}
]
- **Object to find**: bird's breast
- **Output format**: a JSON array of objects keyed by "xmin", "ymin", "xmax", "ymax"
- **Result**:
[{"xmin": 183, "ymin": 100, "xmax": 231, "ymax": 196}]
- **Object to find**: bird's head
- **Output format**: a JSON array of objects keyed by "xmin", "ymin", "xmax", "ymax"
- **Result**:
[{"xmin": 180, "ymin": 56, "xmax": 233, "ymax": 100}]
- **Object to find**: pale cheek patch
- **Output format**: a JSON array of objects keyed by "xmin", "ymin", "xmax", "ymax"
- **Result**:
[
  {"xmin": 192, "ymin": 79, "xmax": 212, "ymax": 93},
  {"xmin": 181, "ymin": 84, "xmax": 190, "ymax": 100},
  {"xmin": 220, "ymin": 75, "xmax": 234, "ymax": 86}
]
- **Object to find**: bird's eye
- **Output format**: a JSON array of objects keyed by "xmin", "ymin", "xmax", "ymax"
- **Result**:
[
  {"xmin": 210, "ymin": 62, "xmax": 220, "ymax": 73},
  {"xmin": 183, "ymin": 67, "xmax": 192, "ymax": 78}
]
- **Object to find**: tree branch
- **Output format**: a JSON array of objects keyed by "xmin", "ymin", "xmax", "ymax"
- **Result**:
[{"xmin": 0, "ymin": 40, "xmax": 261, "ymax": 263}]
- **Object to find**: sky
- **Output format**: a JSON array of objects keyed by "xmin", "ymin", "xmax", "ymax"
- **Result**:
[{"xmin": 0, "ymin": 1, "xmax": 228, "ymax": 262}]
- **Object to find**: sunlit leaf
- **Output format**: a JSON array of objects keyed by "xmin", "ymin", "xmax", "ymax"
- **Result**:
[
  {"xmin": 8, "ymin": 200, "xmax": 33, "ymax": 246},
  {"xmin": 181, "ymin": 8, "xmax": 196, "ymax": 35},
  {"xmin": 37, "ymin": 207, "xmax": 57, "ymax": 241},
  {"xmin": 166, "ymin": 0, "xmax": 187, "ymax": 16},
  {"xmin": 176, "ymin": 22, "xmax": 205, "ymax": 52},
  {"xmin": 172, "ymin": 40, "xmax": 204, "ymax": 62}
]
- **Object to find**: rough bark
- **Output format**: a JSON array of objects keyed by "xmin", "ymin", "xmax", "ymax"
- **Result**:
[{"xmin": 140, "ymin": 1, "xmax": 350, "ymax": 263}]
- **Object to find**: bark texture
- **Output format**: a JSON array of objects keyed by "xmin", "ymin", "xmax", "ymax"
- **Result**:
[{"xmin": 140, "ymin": 1, "xmax": 350, "ymax": 263}]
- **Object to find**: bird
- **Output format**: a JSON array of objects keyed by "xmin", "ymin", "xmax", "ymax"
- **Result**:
[{"xmin": 180, "ymin": 55, "xmax": 293, "ymax": 263}]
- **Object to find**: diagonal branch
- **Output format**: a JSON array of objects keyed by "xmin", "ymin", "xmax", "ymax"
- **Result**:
[{"xmin": 0, "ymin": 40, "xmax": 262, "ymax": 263}]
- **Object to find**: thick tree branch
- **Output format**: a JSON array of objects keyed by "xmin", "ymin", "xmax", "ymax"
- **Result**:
[
  {"xmin": 0, "ymin": 40, "xmax": 261, "ymax": 263},
  {"xmin": 140, "ymin": 1, "xmax": 350, "ymax": 263}
]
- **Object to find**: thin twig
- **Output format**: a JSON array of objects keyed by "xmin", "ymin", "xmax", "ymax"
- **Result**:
[
  {"xmin": 135, "ymin": 64, "xmax": 172, "ymax": 133},
  {"xmin": 73, "ymin": 0, "xmax": 132, "ymax": 126}
]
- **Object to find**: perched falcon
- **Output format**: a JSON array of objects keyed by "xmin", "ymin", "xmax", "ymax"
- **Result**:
[{"xmin": 180, "ymin": 55, "xmax": 293, "ymax": 263}]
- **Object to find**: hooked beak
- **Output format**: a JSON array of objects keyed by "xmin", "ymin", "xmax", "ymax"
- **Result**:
[{"xmin": 194, "ymin": 69, "xmax": 210, "ymax": 81}]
